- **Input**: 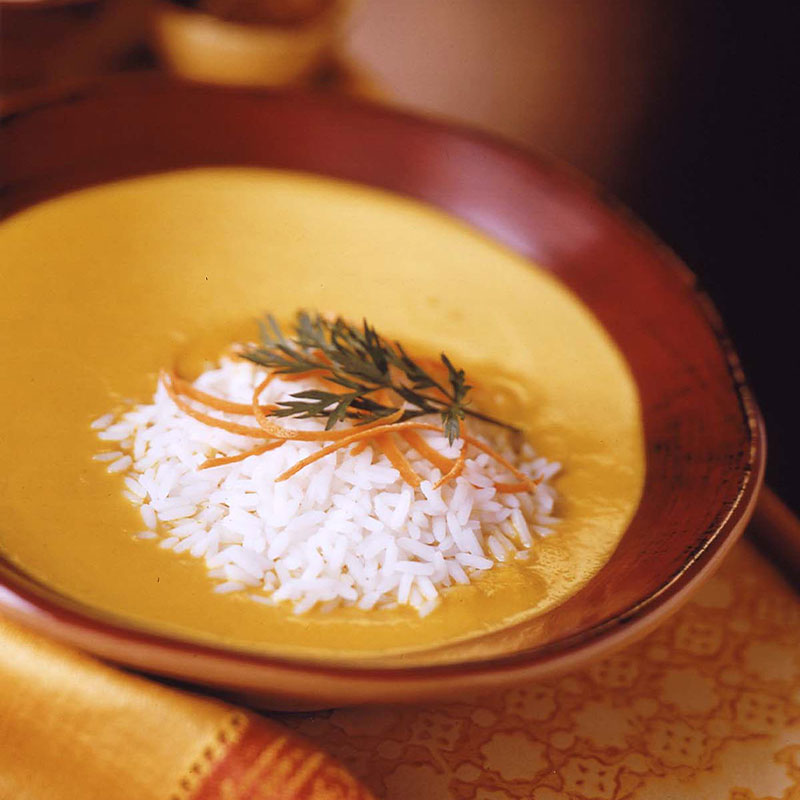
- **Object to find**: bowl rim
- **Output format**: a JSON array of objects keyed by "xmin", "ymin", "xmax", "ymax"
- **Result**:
[{"xmin": 0, "ymin": 75, "xmax": 765, "ymax": 699}]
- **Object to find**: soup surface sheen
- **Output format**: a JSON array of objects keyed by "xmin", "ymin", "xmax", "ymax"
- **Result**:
[{"xmin": 0, "ymin": 168, "xmax": 644, "ymax": 658}]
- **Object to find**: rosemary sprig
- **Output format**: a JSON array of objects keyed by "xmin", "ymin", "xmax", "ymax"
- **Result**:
[{"xmin": 239, "ymin": 311, "xmax": 519, "ymax": 443}]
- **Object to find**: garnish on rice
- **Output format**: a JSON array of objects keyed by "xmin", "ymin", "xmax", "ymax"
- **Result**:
[
  {"xmin": 93, "ymin": 312, "xmax": 562, "ymax": 616},
  {"xmin": 241, "ymin": 311, "xmax": 520, "ymax": 442},
  {"xmin": 162, "ymin": 311, "xmax": 533, "ymax": 493}
]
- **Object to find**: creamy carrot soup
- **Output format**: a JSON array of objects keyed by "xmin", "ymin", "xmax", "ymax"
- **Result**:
[{"xmin": 0, "ymin": 169, "xmax": 644, "ymax": 658}]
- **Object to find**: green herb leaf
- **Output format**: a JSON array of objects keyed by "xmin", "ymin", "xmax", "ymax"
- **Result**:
[{"xmin": 238, "ymin": 311, "xmax": 519, "ymax": 439}]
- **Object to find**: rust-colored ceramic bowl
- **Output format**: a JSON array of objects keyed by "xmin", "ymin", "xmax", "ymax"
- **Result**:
[{"xmin": 0, "ymin": 76, "xmax": 764, "ymax": 709}]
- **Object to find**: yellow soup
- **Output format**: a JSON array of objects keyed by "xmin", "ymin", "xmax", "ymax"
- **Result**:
[{"xmin": 0, "ymin": 168, "xmax": 644, "ymax": 659}]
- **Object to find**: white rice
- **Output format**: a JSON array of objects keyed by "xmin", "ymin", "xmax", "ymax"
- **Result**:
[{"xmin": 93, "ymin": 358, "xmax": 561, "ymax": 615}]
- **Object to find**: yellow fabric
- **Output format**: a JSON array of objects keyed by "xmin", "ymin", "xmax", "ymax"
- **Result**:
[
  {"xmin": 0, "ymin": 617, "xmax": 243, "ymax": 800},
  {"xmin": 279, "ymin": 539, "xmax": 800, "ymax": 800}
]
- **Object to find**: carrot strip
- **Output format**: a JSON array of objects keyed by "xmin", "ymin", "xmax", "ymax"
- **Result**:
[
  {"xmin": 199, "ymin": 440, "xmax": 284, "ymax": 470},
  {"xmin": 170, "ymin": 368, "xmax": 334, "ymax": 417},
  {"xmin": 281, "ymin": 368, "xmax": 345, "ymax": 392},
  {"xmin": 399, "ymin": 426, "xmax": 536, "ymax": 491},
  {"xmin": 493, "ymin": 479, "xmax": 541, "ymax": 494},
  {"xmin": 163, "ymin": 373, "xmax": 275, "ymax": 438},
  {"xmin": 399, "ymin": 429, "xmax": 454, "ymax": 473},
  {"xmin": 274, "ymin": 419, "xmax": 532, "ymax": 481},
  {"xmin": 310, "ymin": 349, "xmax": 333, "ymax": 366},
  {"xmin": 374, "ymin": 433, "xmax": 421, "ymax": 488},
  {"xmin": 275, "ymin": 421, "xmax": 434, "ymax": 482},
  {"xmin": 252, "ymin": 374, "xmax": 279, "ymax": 432},
  {"xmin": 281, "ymin": 369, "xmax": 327, "ymax": 382},
  {"xmin": 169, "ymin": 362, "xmax": 535, "ymax": 494},
  {"xmin": 389, "ymin": 423, "xmax": 534, "ymax": 487},
  {"xmin": 273, "ymin": 421, "xmax": 446, "ymax": 482},
  {"xmin": 168, "ymin": 371, "xmax": 275, "ymax": 416},
  {"xmin": 460, "ymin": 433, "xmax": 533, "ymax": 484},
  {"xmin": 348, "ymin": 409, "xmax": 374, "ymax": 456},
  {"xmin": 252, "ymin": 377, "xmax": 404, "ymax": 442},
  {"xmin": 406, "ymin": 356, "xmax": 453, "ymax": 403},
  {"xmin": 434, "ymin": 446, "xmax": 466, "ymax": 489},
  {"xmin": 167, "ymin": 369, "xmax": 340, "ymax": 416}
]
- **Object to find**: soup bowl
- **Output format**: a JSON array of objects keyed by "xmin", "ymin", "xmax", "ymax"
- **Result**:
[{"xmin": 0, "ymin": 75, "xmax": 764, "ymax": 709}]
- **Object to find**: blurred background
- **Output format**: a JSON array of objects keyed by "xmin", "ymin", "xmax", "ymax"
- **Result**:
[{"xmin": 2, "ymin": 0, "xmax": 797, "ymax": 507}]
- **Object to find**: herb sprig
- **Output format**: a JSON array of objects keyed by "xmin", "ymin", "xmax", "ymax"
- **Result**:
[{"xmin": 238, "ymin": 311, "xmax": 519, "ymax": 443}]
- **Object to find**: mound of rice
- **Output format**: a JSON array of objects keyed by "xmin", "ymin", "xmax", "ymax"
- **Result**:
[{"xmin": 93, "ymin": 358, "xmax": 560, "ymax": 616}]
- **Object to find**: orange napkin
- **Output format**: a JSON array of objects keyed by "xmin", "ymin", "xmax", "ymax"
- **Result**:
[{"xmin": 0, "ymin": 616, "xmax": 373, "ymax": 800}]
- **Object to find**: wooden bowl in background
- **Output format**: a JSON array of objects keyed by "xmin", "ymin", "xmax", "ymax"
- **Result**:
[{"xmin": 151, "ymin": 0, "xmax": 352, "ymax": 87}]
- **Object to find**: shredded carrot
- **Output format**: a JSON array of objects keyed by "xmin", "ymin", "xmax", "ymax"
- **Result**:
[
  {"xmin": 199, "ymin": 440, "xmax": 284, "ymax": 470},
  {"xmin": 399, "ymin": 429, "xmax": 454, "ymax": 473},
  {"xmin": 251, "ymin": 374, "xmax": 279, "ymax": 432},
  {"xmin": 168, "ymin": 371, "xmax": 274, "ymax": 416},
  {"xmin": 387, "ymin": 424, "xmax": 534, "ymax": 488},
  {"xmin": 168, "ymin": 362, "xmax": 537, "ymax": 496},
  {"xmin": 373, "ymin": 387, "xmax": 396, "ymax": 406},
  {"xmin": 163, "ymin": 373, "xmax": 275, "ymax": 438},
  {"xmin": 347, "ymin": 409, "xmax": 374, "ymax": 454},
  {"xmin": 374, "ymin": 433, "xmax": 421, "ymax": 488},
  {"xmin": 402, "ymin": 426, "xmax": 537, "ymax": 491},
  {"xmin": 275, "ymin": 419, "xmax": 537, "ymax": 487},
  {"xmin": 460, "ymin": 433, "xmax": 533, "ymax": 485},
  {"xmin": 274, "ymin": 421, "xmax": 433, "ymax": 482},
  {"xmin": 170, "ymin": 368, "xmax": 338, "ymax": 417},
  {"xmin": 434, "ymin": 445, "xmax": 467, "ymax": 489},
  {"xmin": 310, "ymin": 349, "xmax": 333, "ymax": 366},
  {"xmin": 280, "ymin": 368, "xmax": 345, "ymax": 392},
  {"xmin": 275, "ymin": 420, "xmax": 434, "ymax": 482},
  {"xmin": 408, "ymin": 356, "xmax": 453, "ymax": 403},
  {"xmin": 493, "ymin": 479, "xmax": 541, "ymax": 494},
  {"xmin": 280, "ymin": 368, "xmax": 327, "ymax": 382},
  {"xmin": 252, "ymin": 376, "xmax": 404, "ymax": 441}
]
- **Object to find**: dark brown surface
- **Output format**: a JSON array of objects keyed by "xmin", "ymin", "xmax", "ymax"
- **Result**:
[{"xmin": 0, "ymin": 76, "xmax": 765, "ymax": 703}]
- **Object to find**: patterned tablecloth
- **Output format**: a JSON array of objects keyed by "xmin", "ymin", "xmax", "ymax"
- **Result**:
[{"xmin": 279, "ymin": 539, "xmax": 800, "ymax": 799}]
